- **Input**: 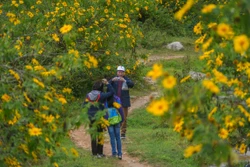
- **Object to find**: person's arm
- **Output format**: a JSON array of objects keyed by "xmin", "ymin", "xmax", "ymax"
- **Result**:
[
  {"xmin": 99, "ymin": 80, "xmax": 115, "ymax": 102},
  {"xmin": 124, "ymin": 76, "xmax": 134, "ymax": 88}
]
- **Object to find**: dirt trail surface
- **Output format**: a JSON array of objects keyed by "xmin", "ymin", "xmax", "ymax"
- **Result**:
[
  {"xmin": 70, "ymin": 92, "xmax": 158, "ymax": 167},
  {"xmin": 148, "ymin": 55, "xmax": 184, "ymax": 61}
]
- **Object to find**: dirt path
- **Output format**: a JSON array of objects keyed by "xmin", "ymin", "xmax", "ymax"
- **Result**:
[{"xmin": 70, "ymin": 55, "xmax": 181, "ymax": 167}]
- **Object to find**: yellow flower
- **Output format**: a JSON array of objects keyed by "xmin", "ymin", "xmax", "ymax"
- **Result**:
[
  {"xmin": 19, "ymin": 144, "xmax": 29, "ymax": 154},
  {"xmin": 25, "ymin": 65, "xmax": 33, "ymax": 70},
  {"xmin": 104, "ymin": 9, "xmax": 109, "ymax": 13},
  {"xmin": 106, "ymin": 65, "xmax": 111, "ymax": 70},
  {"xmin": 27, "ymin": 11, "xmax": 34, "ymax": 18},
  {"xmin": 234, "ymin": 87, "xmax": 246, "ymax": 99},
  {"xmin": 32, "ymin": 151, "xmax": 38, "ymax": 161},
  {"xmin": 184, "ymin": 144, "xmax": 202, "ymax": 158},
  {"xmin": 2, "ymin": 94, "xmax": 11, "ymax": 102},
  {"xmin": 174, "ymin": 0, "xmax": 194, "ymax": 21},
  {"xmin": 184, "ymin": 129, "xmax": 194, "ymax": 140},
  {"xmin": 193, "ymin": 22, "xmax": 202, "ymax": 35},
  {"xmin": 33, "ymin": 78, "xmax": 45, "ymax": 88},
  {"xmin": 202, "ymin": 37, "xmax": 213, "ymax": 51},
  {"xmin": 246, "ymin": 98, "xmax": 250, "ymax": 108},
  {"xmin": 58, "ymin": 97, "xmax": 67, "ymax": 105},
  {"xmin": 199, "ymin": 49, "xmax": 214, "ymax": 60},
  {"xmin": 44, "ymin": 92, "xmax": 53, "ymax": 102},
  {"xmin": 162, "ymin": 75, "xmax": 176, "ymax": 89},
  {"xmin": 119, "ymin": 24, "xmax": 127, "ymax": 28},
  {"xmin": 195, "ymin": 34, "xmax": 207, "ymax": 44},
  {"xmin": 147, "ymin": 98, "xmax": 169, "ymax": 116},
  {"xmin": 53, "ymin": 162, "xmax": 59, "ymax": 167},
  {"xmin": 212, "ymin": 69, "xmax": 227, "ymax": 84},
  {"xmin": 217, "ymin": 23, "xmax": 234, "ymax": 39},
  {"xmin": 218, "ymin": 128, "xmax": 228, "ymax": 139},
  {"xmin": 105, "ymin": 50, "xmax": 110, "ymax": 55},
  {"xmin": 71, "ymin": 148, "xmax": 79, "ymax": 157},
  {"xmin": 215, "ymin": 54, "xmax": 223, "ymax": 67},
  {"xmin": 239, "ymin": 143, "xmax": 247, "ymax": 154},
  {"xmin": 46, "ymin": 149, "xmax": 53, "ymax": 157},
  {"xmin": 88, "ymin": 55, "xmax": 98, "ymax": 68},
  {"xmin": 4, "ymin": 157, "xmax": 21, "ymax": 167},
  {"xmin": 29, "ymin": 127, "xmax": 42, "ymax": 136},
  {"xmin": 147, "ymin": 64, "xmax": 163, "ymax": 80},
  {"xmin": 23, "ymin": 92, "xmax": 31, "ymax": 103},
  {"xmin": 9, "ymin": 69, "xmax": 20, "ymax": 81},
  {"xmin": 32, "ymin": 58, "xmax": 39, "ymax": 65},
  {"xmin": 113, "ymin": 102, "xmax": 121, "ymax": 109},
  {"xmin": 52, "ymin": 33, "xmax": 60, "ymax": 42},
  {"xmin": 180, "ymin": 75, "xmax": 191, "ymax": 83},
  {"xmin": 201, "ymin": 4, "xmax": 216, "ymax": 13},
  {"xmin": 34, "ymin": 65, "xmax": 46, "ymax": 71},
  {"xmin": 233, "ymin": 35, "xmax": 249, "ymax": 54},
  {"xmin": 44, "ymin": 115, "xmax": 54, "ymax": 123},
  {"xmin": 60, "ymin": 24, "xmax": 73, "ymax": 34},
  {"xmin": 98, "ymin": 132, "xmax": 105, "ymax": 145},
  {"xmin": 208, "ymin": 22, "xmax": 217, "ymax": 29},
  {"xmin": 202, "ymin": 80, "xmax": 220, "ymax": 94},
  {"xmin": 174, "ymin": 118, "xmax": 184, "ymax": 132},
  {"xmin": 62, "ymin": 88, "xmax": 72, "ymax": 94},
  {"xmin": 208, "ymin": 107, "xmax": 217, "ymax": 122},
  {"xmin": 45, "ymin": 137, "xmax": 50, "ymax": 142}
]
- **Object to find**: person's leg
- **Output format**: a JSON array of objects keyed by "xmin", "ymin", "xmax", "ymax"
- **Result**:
[
  {"xmin": 89, "ymin": 121, "xmax": 98, "ymax": 155},
  {"xmin": 108, "ymin": 125, "xmax": 117, "ymax": 156},
  {"xmin": 114, "ymin": 124, "xmax": 122, "ymax": 158},
  {"xmin": 97, "ymin": 125, "xmax": 104, "ymax": 156},
  {"xmin": 121, "ymin": 107, "xmax": 128, "ymax": 138}
]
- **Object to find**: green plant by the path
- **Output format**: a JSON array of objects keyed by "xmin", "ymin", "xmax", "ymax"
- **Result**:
[
  {"xmin": 33, "ymin": 138, "xmax": 116, "ymax": 167},
  {"xmin": 0, "ymin": 0, "xmax": 163, "ymax": 166},
  {"xmin": 126, "ymin": 108, "xmax": 201, "ymax": 167},
  {"xmin": 146, "ymin": 0, "xmax": 250, "ymax": 166}
]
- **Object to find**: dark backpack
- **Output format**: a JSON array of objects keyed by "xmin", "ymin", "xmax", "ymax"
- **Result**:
[{"xmin": 86, "ymin": 94, "xmax": 103, "ymax": 119}]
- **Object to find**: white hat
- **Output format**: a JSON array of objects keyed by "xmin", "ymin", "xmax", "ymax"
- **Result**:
[{"xmin": 117, "ymin": 66, "xmax": 125, "ymax": 71}]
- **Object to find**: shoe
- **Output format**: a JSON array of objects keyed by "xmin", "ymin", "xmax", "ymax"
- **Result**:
[
  {"xmin": 92, "ymin": 154, "xmax": 101, "ymax": 158},
  {"xmin": 121, "ymin": 134, "xmax": 126, "ymax": 139},
  {"xmin": 118, "ymin": 155, "xmax": 122, "ymax": 160},
  {"xmin": 97, "ymin": 154, "xmax": 106, "ymax": 158}
]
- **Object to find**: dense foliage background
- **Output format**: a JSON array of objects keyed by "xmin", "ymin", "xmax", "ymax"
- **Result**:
[{"xmin": 1, "ymin": 0, "xmax": 248, "ymax": 166}]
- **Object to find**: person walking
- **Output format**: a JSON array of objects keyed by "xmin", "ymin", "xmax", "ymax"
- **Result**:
[
  {"xmin": 106, "ymin": 95, "xmax": 124, "ymax": 159},
  {"xmin": 83, "ymin": 79, "xmax": 114, "ymax": 158},
  {"xmin": 109, "ymin": 66, "xmax": 134, "ymax": 139}
]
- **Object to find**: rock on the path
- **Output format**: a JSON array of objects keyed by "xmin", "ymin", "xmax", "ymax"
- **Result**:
[
  {"xmin": 165, "ymin": 41, "xmax": 184, "ymax": 51},
  {"xmin": 189, "ymin": 70, "xmax": 206, "ymax": 81}
]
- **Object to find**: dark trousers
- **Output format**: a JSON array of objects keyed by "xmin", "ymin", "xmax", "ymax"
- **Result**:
[
  {"xmin": 121, "ymin": 107, "xmax": 128, "ymax": 135},
  {"xmin": 89, "ymin": 120, "xmax": 104, "ymax": 155}
]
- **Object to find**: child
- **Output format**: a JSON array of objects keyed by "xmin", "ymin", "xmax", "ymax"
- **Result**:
[
  {"xmin": 83, "ymin": 79, "xmax": 114, "ymax": 158},
  {"xmin": 106, "ymin": 95, "xmax": 124, "ymax": 160}
]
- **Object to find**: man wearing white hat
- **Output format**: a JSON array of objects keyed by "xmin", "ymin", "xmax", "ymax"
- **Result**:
[{"xmin": 110, "ymin": 66, "xmax": 134, "ymax": 139}]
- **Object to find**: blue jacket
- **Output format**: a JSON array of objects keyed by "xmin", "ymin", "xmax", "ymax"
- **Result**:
[
  {"xmin": 109, "ymin": 76, "xmax": 134, "ymax": 107},
  {"xmin": 83, "ymin": 84, "xmax": 115, "ymax": 120}
]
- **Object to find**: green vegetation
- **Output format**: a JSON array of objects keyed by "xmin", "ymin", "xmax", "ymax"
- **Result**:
[
  {"xmin": 1, "ymin": 0, "xmax": 249, "ymax": 166},
  {"xmin": 34, "ymin": 138, "xmax": 117, "ymax": 167},
  {"xmin": 126, "ymin": 108, "xmax": 200, "ymax": 167}
]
